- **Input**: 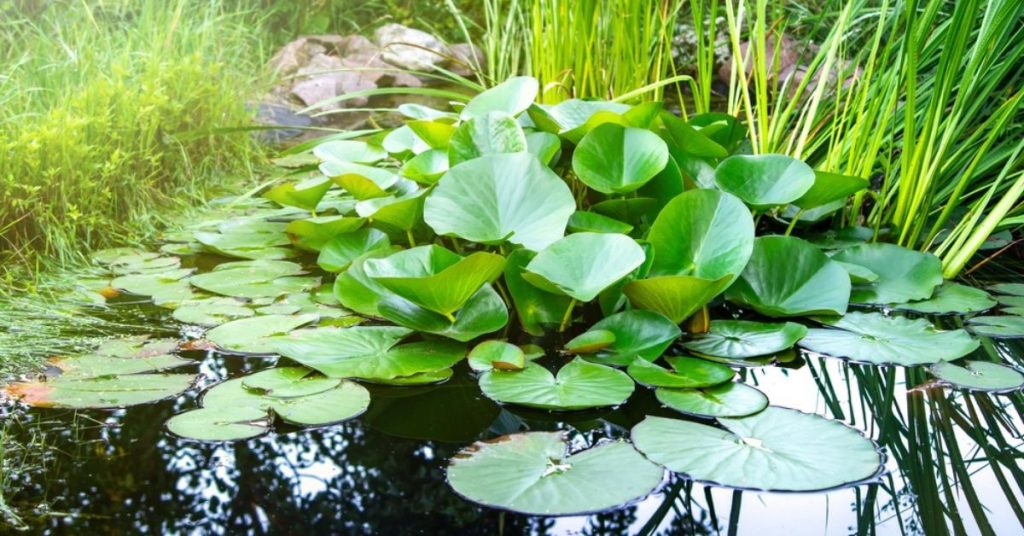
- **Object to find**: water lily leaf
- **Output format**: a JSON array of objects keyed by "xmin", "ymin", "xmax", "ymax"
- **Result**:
[
  {"xmin": 836, "ymin": 261, "xmax": 878, "ymax": 283},
  {"xmin": 627, "ymin": 356, "xmax": 734, "ymax": 388},
  {"xmin": 271, "ymin": 326, "xmax": 466, "ymax": 380},
  {"xmin": 241, "ymin": 367, "xmax": 342, "ymax": 397},
  {"xmin": 3, "ymin": 374, "xmax": 196, "ymax": 409},
  {"xmin": 110, "ymin": 268, "xmax": 194, "ymax": 301},
  {"xmin": 479, "ymin": 358, "xmax": 634, "ymax": 410},
  {"xmin": 522, "ymin": 233, "xmax": 645, "ymax": 302},
  {"xmin": 398, "ymin": 103, "xmax": 453, "ymax": 120},
  {"xmin": 714, "ymin": 154, "xmax": 815, "ymax": 208},
  {"xmin": 447, "ymin": 431, "xmax": 663, "ymax": 516},
  {"xmin": 989, "ymin": 283, "xmax": 1024, "ymax": 296},
  {"xmin": 582, "ymin": 310, "xmax": 681, "ymax": 366},
  {"xmin": 165, "ymin": 406, "xmax": 269, "ymax": 441},
  {"xmin": 424, "ymin": 153, "xmax": 575, "ymax": 251},
  {"xmin": 189, "ymin": 261, "xmax": 318, "ymax": 299},
  {"xmin": 400, "ymin": 149, "xmax": 449, "ymax": 184},
  {"xmin": 372, "ymin": 368, "xmax": 454, "ymax": 385},
  {"xmin": 683, "ymin": 320, "xmax": 808, "ymax": 359},
  {"xmin": 966, "ymin": 316, "xmax": 1024, "ymax": 338},
  {"xmin": 172, "ymin": 301, "xmax": 254, "ymax": 327},
  {"xmin": 590, "ymin": 198, "xmax": 660, "ymax": 227},
  {"xmin": 660, "ymin": 112, "xmax": 729, "ymax": 158},
  {"xmin": 468, "ymin": 340, "xmax": 526, "ymax": 371},
  {"xmin": 317, "ymin": 228, "xmax": 392, "ymax": 272},
  {"xmin": 460, "ymin": 76, "xmax": 538, "ymax": 120},
  {"xmin": 632, "ymin": 407, "xmax": 883, "ymax": 491},
  {"xmin": 567, "ymin": 211, "xmax": 633, "ymax": 234},
  {"xmin": 801, "ymin": 311, "xmax": 979, "ymax": 366},
  {"xmin": 93, "ymin": 247, "xmax": 151, "ymax": 265},
  {"xmin": 687, "ymin": 112, "xmax": 747, "ymax": 153},
  {"xmin": 355, "ymin": 189, "xmax": 426, "ymax": 233},
  {"xmin": 285, "ymin": 215, "xmax": 365, "ymax": 251},
  {"xmin": 726, "ymin": 235, "xmax": 850, "ymax": 317},
  {"xmin": 503, "ymin": 249, "xmax": 573, "ymax": 336},
  {"xmin": 647, "ymin": 189, "xmax": 754, "ymax": 282},
  {"xmin": 207, "ymin": 314, "xmax": 318, "ymax": 355},
  {"xmin": 448, "ymin": 111, "xmax": 528, "ymax": 166},
  {"xmin": 377, "ymin": 285, "xmax": 509, "ymax": 341},
  {"xmin": 623, "ymin": 275, "xmax": 731, "ymax": 324},
  {"xmin": 832, "ymin": 243, "xmax": 943, "ymax": 305},
  {"xmin": 108, "ymin": 254, "xmax": 180, "ymax": 275},
  {"xmin": 572, "ymin": 123, "xmax": 669, "ymax": 194},
  {"xmin": 407, "ymin": 119, "xmax": 457, "ymax": 149},
  {"xmin": 792, "ymin": 170, "xmax": 868, "ymax": 210},
  {"xmin": 892, "ymin": 283, "xmax": 996, "ymax": 314},
  {"xmin": 997, "ymin": 295, "xmax": 1024, "ymax": 308},
  {"xmin": 382, "ymin": 124, "xmax": 431, "ymax": 156},
  {"xmin": 564, "ymin": 330, "xmax": 616, "ymax": 354},
  {"xmin": 364, "ymin": 245, "xmax": 506, "ymax": 317},
  {"xmin": 322, "ymin": 161, "xmax": 399, "ymax": 200},
  {"xmin": 47, "ymin": 352, "xmax": 190, "ymax": 378},
  {"xmin": 333, "ymin": 249, "xmax": 402, "ymax": 317},
  {"xmin": 525, "ymin": 131, "xmax": 561, "ymax": 166},
  {"xmin": 655, "ymin": 382, "xmax": 768, "ymax": 418},
  {"xmin": 263, "ymin": 176, "xmax": 333, "ymax": 211},
  {"xmin": 96, "ymin": 336, "xmax": 179, "ymax": 358},
  {"xmin": 529, "ymin": 100, "xmax": 631, "ymax": 143},
  {"xmin": 193, "ymin": 227, "xmax": 293, "ymax": 260},
  {"xmin": 930, "ymin": 360, "xmax": 1024, "ymax": 392},
  {"xmin": 313, "ymin": 139, "xmax": 387, "ymax": 165}
]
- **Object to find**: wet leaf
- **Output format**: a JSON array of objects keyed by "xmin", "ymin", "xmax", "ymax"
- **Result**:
[
  {"xmin": 626, "ymin": 356, "xmax": 734, "ymax": 389},
  {"xmin": 930, "ymin": 360, "xmax": 1024, "ymax": 392},
  {"xmin": 892, "ymin": 283, "xmax": 996, "ymax": 315},
  {"xmin": 655, "ymin": 382, "xmax": 768, "ymax": 418},
  {"xmin": 682, "ymin": 320, "xmax": 808, "ymax": 358},
  {"xmin": 207, "ymin": 314, "xmax": 318, "ymax": 355},
  {"xmin": 582, "ymin": 310, "xmax": 681, "ymax": 366},
  {"xmin": 479, "ymin": 358, "xmax": 634, "ymax": 410},
  {"xmin": 468, "ymin": 340, "xmax": 526, "ymax": 371},
  {"xmin": 833, "ymin": 243, "xmax": 943, "ymax": 305}
]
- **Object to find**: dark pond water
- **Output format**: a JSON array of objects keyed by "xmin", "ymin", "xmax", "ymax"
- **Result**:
[{"xmin": 3, "ymin": 307, "xmax": 1024, "ymax": 535}]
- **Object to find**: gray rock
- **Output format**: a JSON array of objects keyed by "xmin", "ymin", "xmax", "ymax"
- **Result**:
[{"xmin": 374, "ymin": 23, "xmax": 448, "ymax": 71}]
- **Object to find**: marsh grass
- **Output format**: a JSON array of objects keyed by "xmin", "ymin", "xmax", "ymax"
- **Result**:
[{"xmin": 0, "ymin": 0, "xmax": 267, "ymax": 277}]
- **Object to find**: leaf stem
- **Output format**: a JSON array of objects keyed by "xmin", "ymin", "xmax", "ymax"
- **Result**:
[{"xmin": 558, "ymin": 298, "xmax": 577, "ymax": 333}]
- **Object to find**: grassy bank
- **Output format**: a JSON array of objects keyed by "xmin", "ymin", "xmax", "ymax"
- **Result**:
[{"xmin": 0, "ymin": 0, "xmax": 268, "ymax": 281}]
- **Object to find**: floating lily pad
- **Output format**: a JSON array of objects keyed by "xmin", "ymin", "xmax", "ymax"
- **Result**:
[
  {"xmin": 655, "ymin": 381, "xmax": 768, "ymax": 418},
  {"xmin": 833, "ymin": 243, "xmax": 943, "ymax": 305},
  {"xmin": 522, "ymin": 233, "xmax": 645, "ymax": 302},
  {"xmin": 583, "ymin": 310, "xmax": 681, "ymax": 366},
  {"xmin": 322, "ymin": 161, "xmax": 399, "ymax": 199},
  {"xmin": 460, "ymin": 76, "xmax": 538, "ymax": 120},
  {"xmin": 285, "ymin": 215, "xmax": 364, "ymax": 251},
  {"xmin": 447, "ymin": 431, "xmax": 663, "ymax": 516},
  {"xmin": 572, "ymin": 123, "xmax": 669, "ymax": 194},
  {"xmin": 190, "ymin": 261, "xmax": 318, "ymax": 299},
  {"xmin": 207, "ymin": 314, "xmax": 318, "ymax": 355},
  {"xmin": 632, "ymin": 408, "xmax": 883, "ymax": 491},
  {"xmin": 172, "ymin": 301, "xmax": 254, "ymax": 327},
  {"xmin": 47, "ymin": 353, "xmax": 190, "ymax": 378},
  {"xmin": 110, "ymin": 268, "xmax": 194, "ymax": 302},
  {"xmin": 424, "ymin": 152, "xmax": 575, "ymax": 251},
  {"xmin": 263, "ymin": 176, "xmax": 332, "ymax": 211},
  {"xmin": 714, "ymin": 154, "xmax": 815, "ymax": 209},
  {"xmin": 165, "ymin": 406, "xmax": 269, "ymax": 441},
  {"xmin": 313, "ymin": 139, "xmax": 387, "ymax": 164},
  {"xmin": 801, "ymin": 312, "xmax": 979, "ymax": 366},
  {"xmin": 271, "ymin": 326, "xmax": 465, "ymax": 381},
  {"xmin": 627, "ymin": 357, "xmax": 734, "ymax": 389},
  {"xmin": 683, "ymin": 320, "xmax": 808, "ymax": 359},
  {"xmin": 479, "ymin": 358, "xmax": 634, "ymax": 410},
  {"xmin": 836, "ymin": 261, "xmax": 879, "ymax": 284},
  {"xmin": 726, "ymin": 235, "xmax": 850, "ymax": 317},
  {"xmin": 4, "ymin": 374, "xmax": 197, "ymax": 409},
  {"xmin": 96, "ymin": 336, "xmax": 179, "ymax": 358},
  {"xmin": 892, "ymin": 283, "xmax": 996, "ymax": 314},
  {"xmin": 377, "ymin": 285, "xmax": 509, "ymax": 342},
  {"xmin": 989, "ymin": 283, "xmax": 1024, "ymax": 296},
  {"xmin": 317, "ymin": 228, "xmax": 392, "ymax": 272},
  {"xmin": 241, "ymin": 367, "xmax": 342, "ymax": 397},
  {"xmin": 930, "ymin": 360, "xmax": 1024, "ymax": 392},
  {"xmin": 468, "ymin": 340, "xmax": 526, "ymax": 371},
  {"xmin": 449, "ymin": 111, "xmax": 528, "ymax": 165},
  {"xmin": 564, "ymin": 330, "xmax": 616, "ymax": 354},
  {"xmin": 966, "ymin": 315, "xmax": 1024, "ymax": 338}
]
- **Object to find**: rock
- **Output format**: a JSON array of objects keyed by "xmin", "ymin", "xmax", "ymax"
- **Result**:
[
  {"xmin": 718, "ymin": 34, "xmax": 802, "ymax": 84},
  {"xmin": 444, "ymin": 43, "xmax": 484, "ymax": 77},
  {"xmin": 374, "ymin": 23, "xmax": 448, "ymax": 71}
]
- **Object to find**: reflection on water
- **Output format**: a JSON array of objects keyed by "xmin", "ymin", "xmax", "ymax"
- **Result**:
[{"xmin": 4, "ymin": 331, "xmax": 1023, "ymax": 535}]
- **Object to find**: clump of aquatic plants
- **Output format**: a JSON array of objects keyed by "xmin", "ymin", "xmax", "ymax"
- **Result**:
[{"xmin": 5, "ymin": 75, "xmax": 1024, "ymax": 517}]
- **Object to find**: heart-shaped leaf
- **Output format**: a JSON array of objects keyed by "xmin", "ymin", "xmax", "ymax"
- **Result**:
[
  {"xmin": 263, "ymin": 176, "xmax": 332, "ymax": 211},
  {"xmin": 683, "ymin": 320, "xmax": 808, "ymax": 358},
  {"xmin": 623, "ymin": 275, "xmax": 732, "ymax": 324},
  {"xmin": 468, "ymin": 340, "xmax": 527, "ymax": 371},
  {"xmin": 479, "ymin": 358, "xmax": 634, "ymax": 410},
  {"xmin": 892, "ymin": 283, "xmax": 996, "ymax": 315},
  {"xmin": 317, "ymin": 228, "xmax": 392, "ymax": 272},
  {"xmin": 4, "ymin": 373, "xmax": 197, "ymax": 409},
  {"xmin": 793, "ymin": 170, "xmax": 868, "ymax": 210},
  {"xmin": 626, "ymin": 356, "xmax": 734, "ymax": 388},
  {"xmin": 714, "ymin": 154, "xmax": 815, "ymax": 208},
  {"xmin": 460, "ymin": 76, "xmax": 539, "ymax": 120},
  {"xmin": 966, "ymin": 315, "xmax": 1024, "ymax": 338},
  {"xmin": 832, "ymin": 243, "xmax": 943, "ymax": 305},
  {"xmin": 313, "ymin": 139, "xmax": 387, "ymax": 164},
  {"xmin": 930, "ymin": 360, "xmax": 1024, "ymax": 392},
  {"xmin": 582, "ymin": 310, "xmax": 681, "ymax": 366},
  {"xmin": 207, "ymin": 314, "xmax": 319, "ymax": 355},
  {"xmin": 448, "ymin": 111, "xmax": 527, "ymax": 166},
  {"xmin": 522, "ymin": 233, "xmax": 645, "ymax": 302},
  {"xmin": 572, "ymin": 123, "xmax": 669, "ymax": 194},
  {"xmin": 285, "ymin": 215, "xmax": 365, "ymax": 251},
  {"xmin": 655, "ymin": 382, "xmax": 769, "ymax": 418},
  {"xmin": 377, "ymin": 285, "xmax": 509, "ymax": 341},
  {"xmin": 400, "ymin": 149, "xmax": 449, "ymax": 184}
]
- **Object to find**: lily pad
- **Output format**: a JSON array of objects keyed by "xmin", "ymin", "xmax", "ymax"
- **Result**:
[
  {"xmin": 655, "ymin": 382, "xmax": 768, "ymax": 418},
  {"xmin": 632, "ymin": 408, "xmax": 883, "ymax": 491},
  {"xmin": 564, "ymin": 330, "xmax": 616, "ymax": 354},
  {"xmin": 446, "ymin": 431, "xmax": 663, "ymax": 516},
  {"xmin": 189, "ymin": 261, "xmax": 318, "ymax": 299},
  {"xmin": 468, "ymin": 340, "xmax": 526, "ymax": 371},
  {"xmin": 989, "ymin": 283, "xmax": 1024, "ymax": 296},
  {"xmin": 3, "ymin": 374, "xmax": 196, "ymax": 409},
  {"xmin": 271, "ymin": 326, "xmax": 466, "ymax": 380},
  {"xmin": 313, "ymin": 139, "xmax": 387, "ymax": 164},
  {"xmin": 726, "ymin": 235, "xmax": 850, "ymax": 317},
  {"xmin": 966, "ymin": 316, "xmax": 1024, "ymax": 338},
  {"xmin": 263, "ymin": 177, "xmax": 333, "ymax": 212},
  {"xmin": 714, "ymin": 154, "xmax": 815, "ymax": 208},
  {"xmin": 448, "ymin": 111, "xmax": 527, "ymax": 166},
  {"xmin": 503, "ymin": 249, "xmax": 573, "ymax": 336},
  {"xmin": 377, "ymin": 285, "xmax": 509, "ymax": 342},
  {"xmin": 801, "ymin": 311, "xmax": 979, "ymax": 366},
  {"xmin": 792, "ymin": 170, "xmax": 869, "ymax": 210},
  {"xmin": 322, "ymin": 161, "xmax": 399, "ymax": 200},
  {"xmin": 683, "ymin": 320, "xmax": 808, "ymax": 359},
  {"xmin": 479, "ymin": 358, "xmax": 634, "ymax": 410},
  {"xmin": 110, "ymin": 268, "xmax": 194, "ymax": 302},
  {"xmin": 892, "ymin": 283, "xmax": 996, "ymax": 315},
  {"xmin": 583, "ymin": 310, "xmax": 681, "ymax": 366},
  {"xmin": 522, "ymin": 233, "xmax": 645, "ymax": 302},
  {"xmin": 460, "ymin": 76, "xmax": 538, "ymax": 120},
  {"xmin": 317, "ymin": 228, "xmax": 392, "ymax": 272},
  {"xmin": 567, "ymin": 211, "xmax": 633, "ymax": 234},
  {"xmin": 572, "ymin": 123, "xmax": 669, "ymax": 194},
  {"xmin": 424, "ymin": 152, "xmax": 575, "ymax": 251},
  {"xmin": 47, "ymin": 353, "xmax": 191, "ymax": 378},
  {"xmin": 833, "ymin": 243, "xmax": 943, "ymax": 305},
  {"xmin": 165, "ymin": 406, "xmax": 269, "ymax": 441},
  {"xmin": 626, "ymin": 357, "xmax": 734, "ymax": 389},
  {"xmin": 207, "ymin": 314, "xmax": 318, "ymax": 355},
  {"xmin": 623, "ymin": 275, "xmax": 731, "ymax": 324},
  {"xmin": 930, "ymin": 360, "xmax": 1024, "ymax": 392},
  {"xmin": 400, "ymin": 149, "xmax": 449, "ymax": 184},
  {"xmin": 172, "ymin": 301, "xmax": 254, "ymax": 328},
  {"xmin": 285, "ymin": 215, "xmax": 364, "ymax": 251}
]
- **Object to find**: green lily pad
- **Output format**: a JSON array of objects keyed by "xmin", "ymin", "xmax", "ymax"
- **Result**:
[
  {"xmin": 400, "ymin": 149, "xmax": 449, "ymax": 184},
  {"xmin": 522, "ymin": 233, "xmax": 645, "ymax": 302},
  {"xmin": 407, "ymin": 119, "xmax": 456, "ymax": 149},
  {"xmin": 930, "ymin": 360, "xmax": 1024, "ymax": 392},
  {"xmin": 317, "ymin": 228, "xmax": 391, "ymax": 272},
  {"xmin": 4, "ymin": 374, "xmax": 197, "ymax": 409},
  {"xmin": 240, "ymin": 366, "xmax": 342, "ymax": 397},
  {"xmin": 446, "ymin": 431, "xmax": 663, "ymax": 516},
  {"xmin": 202, "ymin": 370, "xmax": 370, "ymax": 426},
  {"xmin": 263, "ymin": 176, "xmax": 333, "ymax": 212},
  {"xmin": 966, "ymin": 315, "xmax": 1024, "ymax": 338},
  {"xmin": 372, "ymin": 368, "xmax": 454, "ymax": 385},
  {"xmin": 165, "ymin": 406, "xmax": 269, "ymax": 441},
  {"xmin": 626, "ymin": 356, "xmax": 734, "ymax": 388},
  {"xmin": 364, "ymin": 245, "xmax": 506, "ymax": 317},
  {"xmin": 322, "ymin": 161, "xmax": 399, "ymax": 199},
  {"xmin": 189, "ymin": 261, "xmax": 318, "ymax": 299},
  {"xmin": 714, "ymin": 154, "xmax": 815, "ymax": 208},
  {"xmin": 468, "ymin": 340, "xmax": 526, "ymax": 371},
  {"xmin": 567, "ymin": 211, "xmax": 633, "ymax": 235},
  {"xmin": 801, "ymin": 311, "xmax": 980, "ymax": 366},
  {"xmin": 96, "ymin": 336, "xmax": 180, "ymax": 358},
  {"xmin": 313, "ymin": 139, "xmax": 387, "ymax": 164},
  {"xmin": 632, "ymin": 408, "xmax": 883, "ymax": 491},
  {"xmin": 47, "ymin": 352, "xmax": 191, "ymax": 378},
  {"xmin": 683, "ymin": 320, "xmax": 808, "ymax": 359},
  {"xmin": 382, "ymin": 124, "xmax": 431, "ymax": 156},
  {"xmin": 207, "ymin": 314, "xmax": 318, "ymax": 355},
  {"xmin": 892, "ymin": 283, "xmax": 996, "ymax": 314},
  {"xmin": 583, "ymin": 310, "xmax": 681, "ymax": 366},
  {"xmin": 989, "ymin": 283, "xmax": 1024, "ymax": 296},
  {"xmin": 448, "ymin": 111, "xmax": 527, "ymax": 166},
  {"xmin": 271, "ymin": 326, "xmax": 466, "ymax": 380},
  {"xmin": 832, "ymin": 243, "xmax": 943, "ymax": 305},
  {"xmin": 377, "ymin": 285, "xmax": 509, "ymax": 342},
  {"xmin": 623, "ymin": 275, "xmax": 731, "ymax": 324},
  {"xmin": 726, "ymin": 235, "xmax": 850, "ymax": 317},
  {"xmin": 572, "ymin": 123, "xmax": 669, "ymax": 194},
  {"xmin": 525, "ymin": 131, "xmax": 561, "ymax": 166},
  {"xmin": 503, "ymin": 249, "xmax": 573, "ymax": 336},
  {"xmin": 655, "ymin": 382, "xmax": 768, "ymax": 418},
  {"xmin": 172, "ymin": 300, "xmax": 254, "ymax": 327},
  {"xmin": 564, "ymin": 330, "xmax": 616, "ymax": 354},
  {"xmin": 424, "ymin": 152, "xmax": 575, "ymax": 251},
  {"xmin": 354, "ymin": 189, "xmax": 426, "ymax": 233},
  {"xmin": 836, "ymin": 261, "xmax": 879, "ymax": 283},
  {"xmin": 110, "ymin": 268, "xmax": 194, "ymax": 302},
  {"xmin": 661, "ymin": 112, "xmax": 728, "ymax": 158},
  {"xmin": 108, "ymin": 255, "xmax": 181, "ymax": 275},
  {"xmin": 479, "ymin": 358, "xmax": 634, "ymax": 410},
  {"xmin": 792, "ymin": 170, "xmax": 869, "ymax": 210},
  {"xmin": 529, "ymin": 99, "xmax": 630, "ymax": 142},
  {"xmin": 460, "ymin": 76, "xmax": 538, "ymax": 120},
  {"xmin": 285, "ymin": 215, "xmax": 365, "ymax": 251}
]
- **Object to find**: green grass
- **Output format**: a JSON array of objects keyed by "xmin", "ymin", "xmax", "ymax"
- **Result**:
[{"xmin": 0, "ymin": 0, "xmax": 268, "ymax": 280}]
